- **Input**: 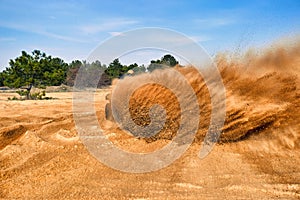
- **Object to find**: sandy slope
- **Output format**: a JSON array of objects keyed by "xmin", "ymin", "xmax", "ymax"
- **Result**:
[
  {"xmin": 1, "ymin": 40, "xmax": 300, "ymax": 199},
  {"xmin": 0, "ymin": 89, "xmax": 299, "ymax": 199}
]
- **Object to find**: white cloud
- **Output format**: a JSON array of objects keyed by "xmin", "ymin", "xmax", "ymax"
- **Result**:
[
  {"xmin": 0, "ymin": 22, "xmax": 86, "ymax": 43},
  {"xmin": 109, "ymin": 32, "xmax": 125, "ymax": 36},
  {"xmin": 0, "ymin": 37, "xmax": 16, "ymax": 42},
  {"xmin": 37, "ymin": 30, "xmax": 85, "ymax": 43},
  {"xmin": 79, "ymin": 18, "xmax": 138, "ymax": 34},
  {"xmin": 193, "ymin": 18, "xmax": 236, "ymax": 28},
  {"xmin": 119, "ymin": 49, "xmax": 166, "ymax": 65},
  {"xmin": 189, "ymin": 35, "xmax": 212, "ymax": 42}
]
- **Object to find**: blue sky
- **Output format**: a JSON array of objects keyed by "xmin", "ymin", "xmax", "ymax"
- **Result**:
[{"xmin": 0, "ymin": 0, "xmax": 299, "ymax": 71}]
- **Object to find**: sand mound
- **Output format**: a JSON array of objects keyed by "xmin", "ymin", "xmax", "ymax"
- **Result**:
[
  {"xmin": 0, "ymin": 125, "xmax": 27, "ymax": 150},
  {"xmin": 110, "ymin": 39, "xmax": 300, "ymax": 145}
]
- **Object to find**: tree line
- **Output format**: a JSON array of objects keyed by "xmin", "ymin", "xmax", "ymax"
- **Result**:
[{"xmin": 0, "ymin": 50, "xmax": 179, "ymax": 99}]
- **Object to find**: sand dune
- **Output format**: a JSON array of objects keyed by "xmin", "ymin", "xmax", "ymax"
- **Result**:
[
  {"xmin": 0, "ymin": 38, "xmax": 299, "ymax": 199},
  {"xmin": 112, "ymin": 39, "xmax": 299, "ymax": 146}
]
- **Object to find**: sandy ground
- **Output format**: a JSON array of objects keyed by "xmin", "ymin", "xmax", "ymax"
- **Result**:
[
  {"xmin": 0, "ymin": 90, "xmax": 299, "ymax": 200},
  {"xmin": 1, "ymin": 40, "xmax": 300, "ymax": 199}
]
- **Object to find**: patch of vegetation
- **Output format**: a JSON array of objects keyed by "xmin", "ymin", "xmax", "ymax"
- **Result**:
[
  {"xmin": 8, "ymin": 90, "xmax": 53, "ymax": 100},
  {"xmin": 7, "ymin": 96, "xmax": 19, "ymax": 101},
  {"xmin": 0, "ymin": 50, "xmax": 179, "ymax": 100},
  {"xmin": 1, "ymin": 50, "xmax": 67, "ymax": 99}
]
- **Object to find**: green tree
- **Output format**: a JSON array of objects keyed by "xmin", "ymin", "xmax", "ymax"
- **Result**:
[
  {"xmin": 147, "ymin": 54, "xmax": 178, "ymax": 72},
  {"xmin": 132, "ymin": 64, "xmax": 146, "ymax": 74},
  {"xmin": 104, "ymin": 59, "xmax": 144, "ymax": 82},
  {"xmin": 0, "ymin": 72, "xmax": 4, "ymax": 87},
  {"xmin": 3, "ymin": 50, "xmax": 68, "ymax": 99},
  {"xmin": 160, "ymin": 54, "xmax": 178, "ymax": 67},
  {"xmin": 148, "ymin": 60, "xmax": 163, "ymax": 72},
  {"xmin": 105, "ymin": 58, "xmax": 124, "ymax": 79},
  {"xmin": 65, "ymin": 60, "xmax": 82, "ymax": 86},
  {"xmin": 42, "ymin": 57, "xmax": 68, "ymax": 86},
  {"xmin": 127, "ymin": 63, "xmax": 138, "ymax": 71},
  {"xmin": 66, "ymin": 60, "xmax": 111, "ymax": 88}
]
